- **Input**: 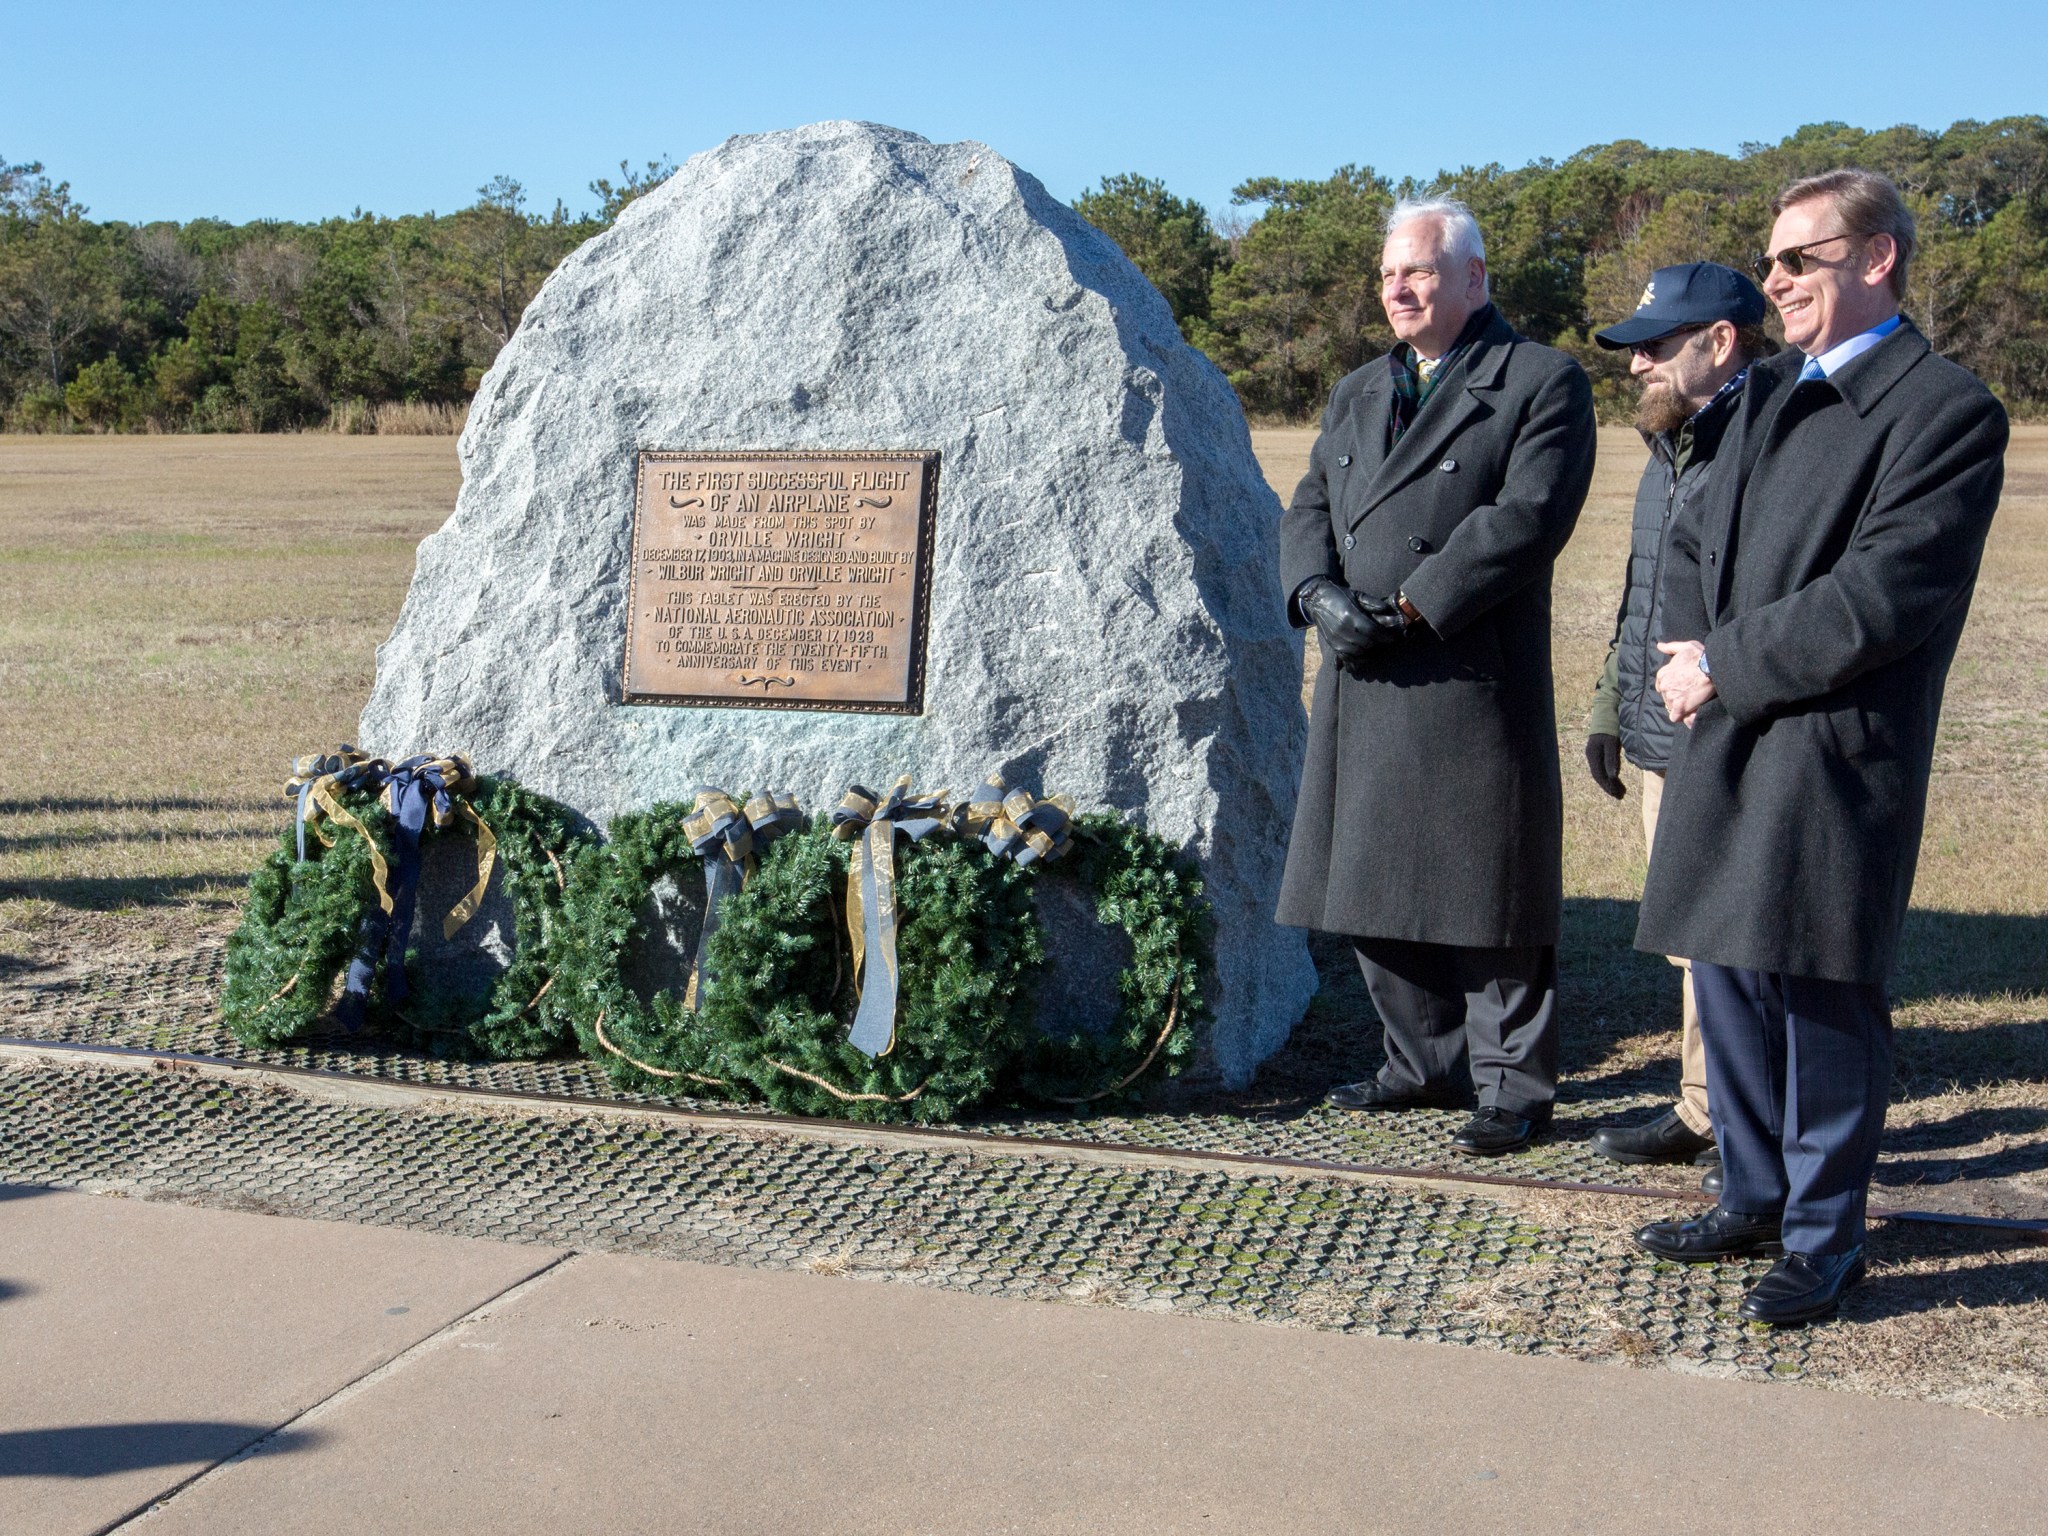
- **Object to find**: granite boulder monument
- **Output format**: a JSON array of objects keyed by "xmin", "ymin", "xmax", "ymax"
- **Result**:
[{"xmin": 359, "ymin": 120, "xmax": 1315, "ymax": 1084}]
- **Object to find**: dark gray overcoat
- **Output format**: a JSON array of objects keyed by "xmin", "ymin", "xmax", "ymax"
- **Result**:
[
  {"xmin": 1635, "ymin": 323, "xmax": 2008, "ymax": 983},
  {"xmin": 1276, "ymin": 308, "xmax": 1597, "ymax": 945}
]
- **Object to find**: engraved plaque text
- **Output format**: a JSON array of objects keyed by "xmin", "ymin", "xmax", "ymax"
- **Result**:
[{"xmin": 623, "ymin": 450, "xmax": 939, "ymax": 713}]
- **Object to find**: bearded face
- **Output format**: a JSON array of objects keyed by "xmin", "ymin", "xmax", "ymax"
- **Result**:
[
  {"xmin": 1630, "ymin": 326, "xmax": 1724, "ymax": 436},
  {"xmin": 1635, "ymin": 380, "xmax": 1693, "ymax": 437}
]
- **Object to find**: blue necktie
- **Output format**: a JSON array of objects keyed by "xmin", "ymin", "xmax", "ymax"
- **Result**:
[{"xmin": 1799, "ymin": 357, "xmax": 1826, "ymax": 383}]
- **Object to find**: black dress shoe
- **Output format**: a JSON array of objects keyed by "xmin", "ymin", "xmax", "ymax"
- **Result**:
[
  {"xmin": 1326, "ymin": 1079, "xmax": 1462, "ymax": 1112},
  {"xmin": 1450, "ymin": 1106, "xmax": 1537, "ymax": 1156},
  {"xmin": 1739, "ymin": 1249, "xmax": 1866, "ymax": 1326},
  {"xmin": 1700, "ymin": 1163, "xmax": 1724, "ymax": 1196},
  {"xmin": 1633, "ymin": 1205, "xmax": 1783, "ymax": 1261},
  {"xmin": 1589, "ymin": 1107, "xmax": 1715, "ymax": 1165}
]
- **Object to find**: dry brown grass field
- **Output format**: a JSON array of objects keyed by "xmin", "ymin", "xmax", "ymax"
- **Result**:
[
  {"xmin": 1, "ymin": 428, "xmax": 2044, "ymax": 1151},
  {"xmin": 0, "ymin": 436, "xmax": 457, "ymax": 932}
]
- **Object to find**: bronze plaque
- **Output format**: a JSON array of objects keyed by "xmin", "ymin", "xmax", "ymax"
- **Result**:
[{"xmin": 622, "ymin": 450, "xmax": 940, "ymax": 713}]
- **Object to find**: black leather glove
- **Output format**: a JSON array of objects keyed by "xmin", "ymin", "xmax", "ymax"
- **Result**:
[
  {"xmin": 1351, "ymin": 591, "xmax": 1413, "ymax": 638},
  {"xmin": 1301, "ymin": 579, "xmax": 1407, "ymax": 672},
  {"xmin": 1585, "ymin": 732, "xmax": 1625, "ymax": 799}
]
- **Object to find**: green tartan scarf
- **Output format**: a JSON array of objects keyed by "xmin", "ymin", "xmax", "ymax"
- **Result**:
[{"xmin": 1389, "ymin": 304, "xmax": 1495, "ymax": 444}]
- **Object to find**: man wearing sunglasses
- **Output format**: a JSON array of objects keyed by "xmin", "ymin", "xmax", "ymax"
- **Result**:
[
  {"xmin": 1632, "ymin": 170, "xmax": 2008, "ymax": 1325},
  {"xmin": 1279, "ymin": 197, "xmax": 1595, "ymax": 1157},
  {"xmin": 1582, "ymin": 263, "xmax": 1772, "ymax": 1188}
]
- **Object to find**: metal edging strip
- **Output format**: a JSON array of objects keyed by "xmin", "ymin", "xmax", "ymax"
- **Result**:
[{"xmin": 3, "ymin": 1035, "xmax": 2043, "ymax": 1237}]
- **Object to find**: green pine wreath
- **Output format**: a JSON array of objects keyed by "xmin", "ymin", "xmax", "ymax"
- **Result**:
[
  {"xmin": 224, "ymin": 767, "xmax": 1208, "ymax": 1118},
  {"xmin": 545, "ymin": 801, "xmax": 740, "ymax": 1098},
  {"xmin": 561, "ymin": 817, "xmax": 1043, "ymax": 1124},
  {"xmin": 699, "ymin": 826, "xmax": 1042, "ymax": 1123},
  {"xmin": 223, "ymin": 792, "xmax": 383, "ymax": 1046},
  {"xmin": 1011, "ymin": 813, "xmax": 1209, "ymax": 1106},
  {"xmin": 405, "ymin": 776, "xmax": 587, "ymax": 1059},
  {"xmin": 221, "ymin": 775, "xmax": 584, "ymax": 1056}
]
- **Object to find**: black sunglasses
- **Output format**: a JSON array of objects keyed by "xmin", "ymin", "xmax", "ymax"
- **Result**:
[
  {"xmin": 1752, "ymin": 232, "xmax": 1857, "ymax": 283},
  {"xmin": 1629, "ymin": 323, "xmax": 1708, "ymax": 361}
]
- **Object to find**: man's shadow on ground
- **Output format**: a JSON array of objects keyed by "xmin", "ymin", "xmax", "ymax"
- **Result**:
[
  {"xmin": 1220, "ymin": 899, "xmax": 2048, "ymax": 1126},
  {"xmin": 0, "ymin": 1422, "xmax": 323, "ymax": 1479},
  {"xmin": 1853, "ymin": 1221, "xmax": 2048, "ymax": 1323}
]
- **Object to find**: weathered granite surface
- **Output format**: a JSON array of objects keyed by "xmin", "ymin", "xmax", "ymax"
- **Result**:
[{"xmin": 360, "ymin": 121, "xmax": 1314, "ymax": 1083}]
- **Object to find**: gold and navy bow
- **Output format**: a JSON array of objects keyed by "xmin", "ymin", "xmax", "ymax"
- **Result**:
[
  {"xmin": 284, "ymin": 746, "xmax": 382, "ymax": 864},
  {"xmin": 680, "ymin": 787, "xmax": 803, "ymax": 1009},
  {"xmin": 829, "ymin": 776, "xmax": 953, "ymax": 1058},
  {"xmin": 954, "ymin": 773, "xmax": 1075, "ymax": 868},
  {"xmin": 289, "ymin": 749, "xmax": 493, "ymax": 1031},
  {"xmin": 379, "ymin": 755, "xmax": 495, "ymax": 942}
]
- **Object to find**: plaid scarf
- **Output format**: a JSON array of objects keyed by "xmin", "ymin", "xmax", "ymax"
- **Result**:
[
  {"xmin": 1671, "ymin": 365, "xmax": 1749, "ymax": 474},
  {"xmin": 1389, "ymin": 304, "xmax": 1496, "ymax": 444}
]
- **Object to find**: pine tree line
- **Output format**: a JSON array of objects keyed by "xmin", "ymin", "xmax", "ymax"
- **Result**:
[
  {"xmin": 6, "ymin": 119, "xmax": 2045, "ymax": 432},
  {"xmin": 0, "ymin": 158, "xmax": 673, "ymax": 432},
  {"xmin": 1079, "ymin": 117, "xmax": 2048, "ymax": 420}
]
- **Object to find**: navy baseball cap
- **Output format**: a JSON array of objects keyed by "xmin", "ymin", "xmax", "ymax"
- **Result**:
[{"xmin": 1595, "ymin": 262, "xmax": 1767, "ymax": 349}]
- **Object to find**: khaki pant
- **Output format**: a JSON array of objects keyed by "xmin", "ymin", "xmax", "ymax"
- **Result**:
[{"xmin": 1641, "ymin": 769, "xmax": 1711, "ymax": 1138}]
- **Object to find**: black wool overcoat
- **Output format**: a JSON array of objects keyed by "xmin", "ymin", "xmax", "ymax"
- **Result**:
[
  {"xmin": 1276, "ymin": 308, "xmax": 1597, "ymax": 945},
  {"xmin": 1635, "ymin": 322, "xmax": 2008, "ymax": 983}
]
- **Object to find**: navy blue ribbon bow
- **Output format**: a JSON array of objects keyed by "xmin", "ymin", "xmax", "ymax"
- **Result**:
[
  {"xmin": 680, "ymin": 788, "xmax": 803, "ymax": 1009},
  {"xmin": 954, "ymin": 773, "xmax": 1075, "ymax": 868},
  {"xmin": 335, "ymin": 754, "xmax": 489, "ymax": 1030}
]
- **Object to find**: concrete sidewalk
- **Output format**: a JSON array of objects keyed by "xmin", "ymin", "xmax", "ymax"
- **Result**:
[{"xmin": 3, "ymin": 1185, "xmax": 2044, "ymax": 1535}]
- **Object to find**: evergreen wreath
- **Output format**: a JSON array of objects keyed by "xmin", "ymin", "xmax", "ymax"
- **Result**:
[
  {"xmin": 562, "ymin": 818, "xmax": 1043, "ymax": 1124},
  {"xmin": 544, "ymin": 801, "xmax": 739, "ymax": 1099},
  {"xmin": 404, "ymin": 775, "xmax": 586, "ymax": 1059},
  {"xmin": 223, "ymin": 791, "xmax": 382, "ymax": 1046},
  {"xmin": 697, "ymin": 826, "xmax": 1043, "ymax": 1124},
  {"xmin": 221, "ymin": 775, "xmax": 583, "ymax": 1056},
  {"xmin": 1011, "ymin": 813, "xmax": 1209, "ymax": 1107},
  {"xmin": 225, "ymin": 764, "xmax": 1210, "ymax": 1118}
]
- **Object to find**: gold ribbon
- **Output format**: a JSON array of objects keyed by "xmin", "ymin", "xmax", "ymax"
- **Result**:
[
  {"xmin": 280, "ymin": 748, "xmax": 493, "ymax": 936},
  {"xmin": 285, "ymin": 747, "xmax": 393, "ymax": 908},
  {"xmin": 678, "ymin": 787, "xmax": 803, "ymax": 1008},
  {"xmin": 953, "ymin": 772, "xmax": 1075, "ymax": 868},
  {"xmin": 830, "ymin": 775, "xmax": 952, "ymax": 1058},
  {"xmin": 312, "ymin": 778, "xmax": 396, "ymax": 913},
  {"xmin": 440, "ymin": 802, "xmax": 495, "ymax": 939},
  {"xmin": 285, "ymin": 746, "xmax": 377, "ymax": 862}
]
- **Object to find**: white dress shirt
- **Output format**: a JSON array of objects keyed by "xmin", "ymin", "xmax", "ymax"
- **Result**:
[{"xmin": 1799, "ymin": 313, "xmax": 1904, "ymax": 381}]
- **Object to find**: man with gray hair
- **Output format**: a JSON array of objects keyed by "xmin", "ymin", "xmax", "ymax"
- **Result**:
[{"xmin": 1279, "ymin": 197, "xmax": 1597, "ymax": 1155}]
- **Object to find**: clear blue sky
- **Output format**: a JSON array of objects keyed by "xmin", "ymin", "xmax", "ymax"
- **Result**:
[{"xmin": 7, "ymin": 0, "xmax": 2043, "ymax": 225}]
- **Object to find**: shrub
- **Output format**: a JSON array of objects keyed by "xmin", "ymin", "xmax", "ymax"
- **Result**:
[{"xmin": 64, "ymin": 357, "xmax": 140, "ymax": 430}]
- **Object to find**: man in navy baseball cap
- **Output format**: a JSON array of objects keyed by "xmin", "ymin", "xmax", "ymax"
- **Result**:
[
  {"xmin": 1595, "ymin": 260, "xmax": 1768, "ymax": 351},
  {"xmin": 1583, "ymin": 261, "xmax": 1773, "ymax": 1185}
]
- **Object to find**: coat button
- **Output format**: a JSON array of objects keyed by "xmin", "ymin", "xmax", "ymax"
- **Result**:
[
  {"xmin": 1342, "ymin": 535, "xmax": 1356, "ymax": 550},
  {"xmin": 1438, "ymin": 458, "xmax": 1457, "ymax": 473},
  {"xmin": 1408, "ymin": 535, "xmax": 1430, "ymax": 552},
  {"xmin": 1337, "ymin": 454, "xmax": 1353, "ymax": 467},
  {"xmin": 1708, "ymin": 550, "xmax": 1718, "ymax": 565}
]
